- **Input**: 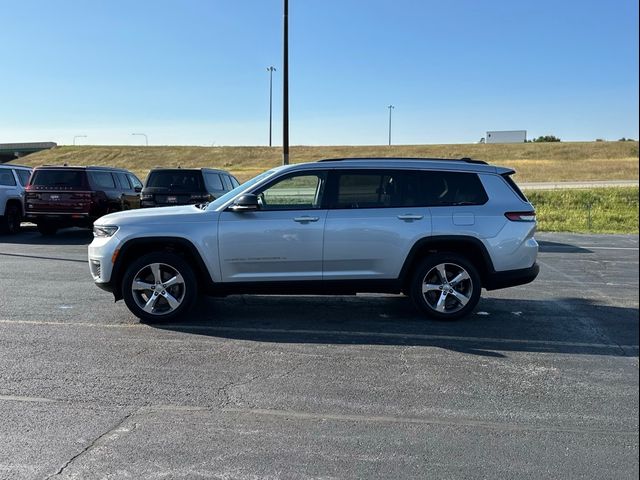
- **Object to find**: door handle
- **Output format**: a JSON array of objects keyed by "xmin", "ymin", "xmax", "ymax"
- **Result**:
[
  {"xmin": 293, "ymin": 216, "xmax": 320, "ymax": 223},
  {"xmin": 397, "ymin": 214, "xmax": 423, "ymax": 221}
]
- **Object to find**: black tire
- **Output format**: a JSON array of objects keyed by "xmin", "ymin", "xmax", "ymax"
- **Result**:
[
  {"xmin": 410, "ymin": 253, "xmax": 481, "ymax": 320},
  {"xmin": 122, "ymin": 251, "xmax": 198, "ymax": 323},
  {"xmin": 37, "ymin": 223, "xmax": 58, "ymax": 236},
  {"xmin": 0, "ymin": 204, "xmax": 21, "ymax": 234}
]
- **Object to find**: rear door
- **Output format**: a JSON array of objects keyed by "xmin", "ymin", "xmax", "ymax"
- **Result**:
[{"xmin": 322, "ymin": 169, "xmax": 432, "ymax": 280}]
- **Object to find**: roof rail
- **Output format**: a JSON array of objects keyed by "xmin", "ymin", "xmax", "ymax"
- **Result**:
[{"xmin": 317, "ymin": 157, "xmax": 488, "ymax": 165}]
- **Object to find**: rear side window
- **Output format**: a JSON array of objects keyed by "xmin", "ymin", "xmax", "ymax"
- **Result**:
[
  {"xmin": 501, "ymin": 173, "xmax": 529, "ymax": 202},
  {"xmin": 88, "ymin": 171, "xmax": 116, "ymax": 189},
  {"xmin": 204, "ymin": 172, "xmax": 223, "ymax": 191},
  {"xmin": 230, "ymin": 176, "xmax": 240, "ymax": 188},
  {"xmin": 415, "ymin": 171, "xmax": 488, "ymax": 206},
  {"xmin": 114, "ymin": 173, "xmax": 131, "ymax": 189},
  {"xmin": 146, "ymin": 171, "xmax": 204, "ymax": 191},
  {"xmin": 30, "ymin": 169, "xmax": 86, "ymax": 188},
  {"xmin": 17, "ymin": 170, "xmax": 31, "ymax": 186},
  {"xmin": 328, "ymin": 170, "xmax": 488, "ymax": 208},
  {"xmin": 0, "ymin": 171, "xmax": 16, "ymax": 186},
  {"xmin": 221, "ymin": 175, "xmax": 233, "ymax": 190},
  {"xmin": 333, "ymin": 172, "xmax": 402, "ymax": 208}
]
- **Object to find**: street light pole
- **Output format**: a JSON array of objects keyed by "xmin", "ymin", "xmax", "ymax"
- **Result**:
[
  {"xmin": 73, "ymin": 135, "xmax": 87, "ymax": 146},
  {"xmin": 387, "ymin": 105, "xmax": 395, "ymax": 146},
  {"xmin": 131, "ymin": 133, "xmax": 148, "ymax": 146},
  {"xmin": 282, "ymin": 0, "xmax": 289, "ymax": 165},
  {"xmin": 267, "ymin": 66, "xmax": 276, "ymax": 147}
]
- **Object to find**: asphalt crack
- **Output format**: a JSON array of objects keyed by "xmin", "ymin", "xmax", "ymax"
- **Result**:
[{"xmin": 45, "ymin": 410, "xmax": 137, "ymax": 479}]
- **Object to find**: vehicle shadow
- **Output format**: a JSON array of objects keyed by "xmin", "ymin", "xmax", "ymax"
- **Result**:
[
  {"xmin": 537, "ymin": 240, "xmax": 592, "ymax": 253},
  {"xmin": 0, "ymin": 226, "xmax": 93, "ymax": 246},
  {"xmin": 149, "ymin": 295, "xmax": 639, "ymax": 358}
]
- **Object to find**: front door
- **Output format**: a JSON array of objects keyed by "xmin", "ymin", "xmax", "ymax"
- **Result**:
[{"xmin": 218, "ymin": 171, "xmax": 327, "ymax": 282}]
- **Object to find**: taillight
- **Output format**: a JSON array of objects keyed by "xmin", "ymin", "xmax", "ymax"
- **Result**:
[{"xmin": 505, "ymin": 211, "xmax": 536, "ymax": 222}]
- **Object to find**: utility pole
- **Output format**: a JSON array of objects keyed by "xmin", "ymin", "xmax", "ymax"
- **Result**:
[
  {"xmin": 267, "ymin": 66, "xmax": 276, "ymax": 147},
  {"xmin": 387, "ymin": 105, "xmax": 395, "ymax": 146},
  {"xmin": 282, "ymin": 0, "xmax": 289, "ymax": 165}
]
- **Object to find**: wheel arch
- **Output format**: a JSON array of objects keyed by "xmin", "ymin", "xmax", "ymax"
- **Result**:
[
  {"xmin": 111, "ymin": 236, "xmax": 214, "ymax": 301},
  {"xmin": 400, "ymin": 235, "xmax": 495, "ymax": 291}
]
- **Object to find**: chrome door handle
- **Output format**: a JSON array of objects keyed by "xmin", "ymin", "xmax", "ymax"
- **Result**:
[
  {"xmin": 293, "ymin": 216, "xmax": 320, "ymax": 223},
  {"xmin": 397, "ymin": 214, "xmax": 423, "ymax": 221}
]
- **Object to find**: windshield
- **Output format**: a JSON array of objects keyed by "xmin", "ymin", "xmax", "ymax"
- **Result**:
[{"xmin": 206, "ymin": 169, "xmax": 279, "ymax": 210}]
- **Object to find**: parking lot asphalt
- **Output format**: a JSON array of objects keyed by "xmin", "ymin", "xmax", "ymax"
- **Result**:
[{"xmin": 0, "ymin": 228, "xmax": 638, "ymax": 479}]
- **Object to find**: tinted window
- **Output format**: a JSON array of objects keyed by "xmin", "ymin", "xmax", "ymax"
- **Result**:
[
  {"xmin": 146, "ymin": 171, "xmax": 204, "ymax": 191},
  {"xmin": 255, "ymin": 173, "xmax": 324, "ymax": 210},
  {"xmin": 221, "ymin": 175, "xmax": 233, "ymax": 190},
  {"xmin": 127, "ymin": 174, "xmax": 143, "ymax": 189},
  {"xmin": 416, "ymin": 171, "xmax": 488, "ymax": 206},
  {"xmin": 16, "ymin": 170, "xmax": 31, "ymax": 186},
  {"xmin": 0, "ymin": 170, "xmax": 16, "ymax": 186},
  {"xmin": 230, "ymin": 176, "xmax": 240, "ymax": 188},
  {"xmin": 88, "ymin": 171, "xmax": 116, "ymax": 189},
  {"xmin": 30, "ymin": 169, "xmax": 86, "ymax": 188},
  {"xmin": 333, "ymin": 172, "xmax": 402, "ymax": 208},
  {"xmin": 115, "ymin": 173, "xmax": 131, "ymax": 189},
  {"xmin": 204, "ymin": 172, "xmax": 223, "ymax": 191}
]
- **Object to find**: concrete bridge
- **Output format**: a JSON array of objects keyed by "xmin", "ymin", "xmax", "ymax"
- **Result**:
[{"xmin": 0, "ymin": 142, "xmax": 57, "ymax": 163}]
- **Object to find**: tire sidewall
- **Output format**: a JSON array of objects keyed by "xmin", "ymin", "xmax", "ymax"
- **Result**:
[
  {"xmin": 410, "ymin": 253, "xmax": 481, "ymax": 320},
  {"xmin": 122, "ymin": 252, "xmax": 198, "ymax": 323}
]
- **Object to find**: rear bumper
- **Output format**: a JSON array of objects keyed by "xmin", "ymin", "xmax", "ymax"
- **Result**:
[
  {"xmin": 483, "ymin": 263, "xmax": 540, "ymax": 291},
  {"xmin": 26, "ymin": 212, "xmax": 94, "ymax": 226}
]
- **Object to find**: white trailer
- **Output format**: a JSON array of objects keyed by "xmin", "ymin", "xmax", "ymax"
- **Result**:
[{"xmin": 485, "ymin": 130, "xmax": 527, "ymax": 144}]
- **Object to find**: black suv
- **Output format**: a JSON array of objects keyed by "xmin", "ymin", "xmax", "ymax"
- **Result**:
[
  {"xmin": 25, "ymin": 165, "xmax": 143, "ymax": 235},
  {"xmin": 140, "ymin": 168, "xmax": 239, "ymax": 208}
]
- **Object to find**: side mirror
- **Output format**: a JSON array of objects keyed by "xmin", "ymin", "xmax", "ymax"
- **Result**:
[
  {"xmin": 134, "ymin": 186, "xmax": 142, "ymax": 193},
  {"xmin": 228, "ymin": 194, "xmax": 259, "ymax": 212}
]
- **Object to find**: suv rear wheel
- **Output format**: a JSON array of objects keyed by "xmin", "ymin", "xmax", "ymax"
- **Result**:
[
  {"xmin": 0, "ymin": 204, "xmax": 21, "ymax": 234},
  {"xmin": 410, "ymin": 253, "xmax": 481, "ymax": 320},
  {"xmin": 122, "ymin": 252, "xmax": 197, "ymax": 322}
]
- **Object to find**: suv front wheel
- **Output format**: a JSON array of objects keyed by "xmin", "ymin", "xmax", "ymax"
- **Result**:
[
  {"xmin": 410, "ymin": 253, "xmax": 481, "ymax": 320},
  {"xmin": 122, "ymin": 252, "xmax": 197, "ymax": 322}
]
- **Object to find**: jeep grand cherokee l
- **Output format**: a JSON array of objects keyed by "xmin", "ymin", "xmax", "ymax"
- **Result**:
[
  {"xmin": 0, "ymin": 163, "xmax": 32, "ymax": 234},
  {"xmin": 88, "ymin": 158, "xmax": 539, "ymax": 321},
  {"xmin": 26, "ymin": 165, "xmax": 143, "ymax": 235}
]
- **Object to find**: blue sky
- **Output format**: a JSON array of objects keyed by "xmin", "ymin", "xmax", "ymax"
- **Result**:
[{"xmin": 0, "ymin": 0, "xmax": 638, "ymax": 146}]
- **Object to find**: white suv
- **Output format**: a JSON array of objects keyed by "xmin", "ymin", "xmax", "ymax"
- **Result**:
[
  {"xmin": 0, "ymin": 164, "xmax": 32, "ymax": 234},
  {"xmin": 89, "ymin": 158, "xmax": 539, "ymax": 321}
]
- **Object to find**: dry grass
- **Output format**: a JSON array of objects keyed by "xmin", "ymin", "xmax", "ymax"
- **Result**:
[{"xmin": 13, "ymin": 141, "xmax": 639, "ymax": 183}]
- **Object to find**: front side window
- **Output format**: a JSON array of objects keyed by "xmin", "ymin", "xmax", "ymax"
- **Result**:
[
  {"xmin": 127, "ymin": 174, "xmax": 143, "ymax": 189},
  {"xmin": 255, "ymin": 173, "xmax": 325, "ymax": 210}
]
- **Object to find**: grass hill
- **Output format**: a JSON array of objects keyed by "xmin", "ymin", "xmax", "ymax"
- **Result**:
[{"xmin": 12, "ymin": 141, "xmax": 639, "ymax": 183}]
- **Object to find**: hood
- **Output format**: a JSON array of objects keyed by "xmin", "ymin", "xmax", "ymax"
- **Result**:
[{"xmin": 94, "ymin": 205, "xmax": 211, "ymax": 226}]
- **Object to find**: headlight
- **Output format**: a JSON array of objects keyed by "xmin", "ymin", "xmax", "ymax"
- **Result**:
[{"xmin": 93, "ymin": 225, "xmax": 119, "ymax": 237}]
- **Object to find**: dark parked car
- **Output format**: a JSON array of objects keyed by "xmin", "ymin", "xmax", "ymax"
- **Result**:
[
  {"xmin": 25, "ymin": 165, "xmax": 143, "ymax": 235},
  {"xmin": 140, "ymin": 168, "xmax": 239, "ymax": 208}
]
